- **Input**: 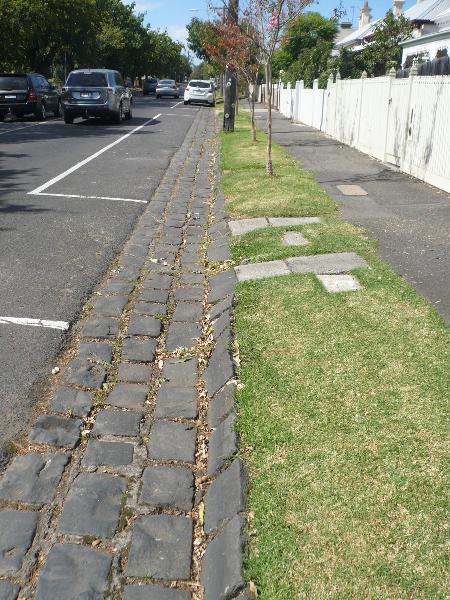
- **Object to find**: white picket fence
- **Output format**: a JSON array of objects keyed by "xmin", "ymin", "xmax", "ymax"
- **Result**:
[{"xmin": 257, "ymin": 74, "xmax": 450, "ymax": 193}]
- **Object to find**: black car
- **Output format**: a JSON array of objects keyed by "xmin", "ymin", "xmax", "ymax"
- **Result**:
[
  {"xmin": 143, "ymin": 77, "xmax": 158, "ymax": 95},
  {"xmin": 61, "ymin": 69, "xmax": 132, "ymax": 124},
  {"xmin": 0, "ymin": 73, "xmax": 61, "ymax": 120}
]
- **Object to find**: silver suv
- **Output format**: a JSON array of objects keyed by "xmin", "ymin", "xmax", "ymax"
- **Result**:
[{"xmin": 61, "ymin": 69, "xmax": 132, "ymax": 124}]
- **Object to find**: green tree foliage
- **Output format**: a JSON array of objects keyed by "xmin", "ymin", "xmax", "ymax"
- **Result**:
[
  {"xmin": 186, "ymin": 17, "xmax": 215, "ymax": 63},
  {"xmin": 361, "ymin": 10, "xmax": 412, "ymax": 76},
  {"xmin": 0, "ymin": 0, "xmax": 188, "ymax": 80},
  {"xmin": 274, "ymin": 12, "xmax": 338, "ymax": 86}
]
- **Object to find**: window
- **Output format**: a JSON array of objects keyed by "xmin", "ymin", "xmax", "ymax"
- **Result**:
[
  {"xmin": 114, "ymin": 72, "xmax": 124, "ymax": 86},
  {"xmin": 66, "ymin": 72, "xmax": 108, "ymax": 87},
  {"xmin": 0, "ymin": 76, "xmax": 28, "ymax": 90},
  {"xmin": 189, "ymin": 81, "xmax": 210, "ymax": 89}
]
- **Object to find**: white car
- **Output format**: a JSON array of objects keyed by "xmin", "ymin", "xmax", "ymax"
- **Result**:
[{"xmin": 184, "ymin": 80, "xmax": 215, "ymax": 107}]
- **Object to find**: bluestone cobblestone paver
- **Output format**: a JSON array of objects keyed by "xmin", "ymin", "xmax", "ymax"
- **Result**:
[
  {"xmin": 0, "ymin": 453, "xmax": 68, "ymax": 505},
  {"xmin": 208, "ymin": 413, "xmax": 237, "ymax": 475},
  {"xmin": 122, "ymin": 338, "xmax": 157, "ymax": 362},
  {"xmin": 0, "ymin": 581, "xmax": 19, "ymax": 600},
  {"xmin": 0, "ymin": 510, "xmax": 38, "ymax": 575},
  {"xmin": 118, "ymin": 363, "xmax": 152, "ymax": 383},
  {"xmin": 162, "ymin": 358, "xmax": 198, "ymax": 387},
  {"xmin": 141, "ymin": 466, "xmax": 194, "ymax": 511},
  {"xmin": 149, "ymin": 421, "xmax": 197, "ymax": 464},
  {"xmin": 49, "ymin": 387, "xmax": 93, "ymax": 418},
  {"xmin": 80, "ymin": 316, "xmax": 119, "ymax": 339},
  {"xmin": 201, "ymin": 516, "xmax": 245, "ymax": 600},
  {"xmin": 124, "ymin": 585, "xmax": 191, "ymax": 600},
  {"xmin": 204, "ymin": 459, "xmax": 246, "ymax": 534},
  {"xmin": 93, "ymin": 410, "xmax": 142, "ymax": 437},
  {"xmin": 92, "ymin": 295, "xmax": 128, "ymax": 317},
  {"xmin": 82, "ymin": 440, "xmax": 134, "ymax": 467},
  {"xmin": 30, "ymin": 415, "xmax": 81, "ymax": 448},
  {"xmin": 126, "ymin": 515, "xmax": 193, "ymax": 580},
  {"xmin": 107, "ymin": 384, "xmax": 148, "ymax": 409},
  {"xmin": 35, "ymin": 544, "xmax": 112, "ymax": 600},
  {"xmin": 58, "ymin": 472, "xmax": 126, "ymax": 539},
  {"xmin": 155, "ymin": 386, "xmax": 198, "ymax": 419},
  {"xmin": 64, "ymin": 358, "xmax": 106, "ymax": 388},
  {"xmin": 127, "ymin": 315, "xmax": 162, "ymax": 337},
  {"xmin": 78, "ymin": 342, "xmax": 113, "ymax": 363},
  {"xmin": 166, "ymin": 322, "xmax": 201, "ymax": 351}
]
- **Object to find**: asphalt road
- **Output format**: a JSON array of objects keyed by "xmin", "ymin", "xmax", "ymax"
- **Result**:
[{"xmin": 0, "ymin": 96, "xmax": 200, "ymax": 463}]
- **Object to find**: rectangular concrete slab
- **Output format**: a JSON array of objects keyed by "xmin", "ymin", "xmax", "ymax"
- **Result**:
[
  {"xmin": 228, "ymin": 218, "xmax": 268, "ymax": 236},
  {"xmin": 336, "ymin": 184, "xmax": 368, "ymax": 196},
  {"xmin": 235, "ymin": 260, "xmax": 290, "ymax": 282},
  {"xmin": 286, "ymin": 252, "xmax": 368, "ymax": 274},
  {"xmin": 267, "ymin": 217, "xmax": 321, "ymax": 227},
  {"xmin": 317, "ymin": 274, "xmax": 362, "ymax": 293},
  {"xmin": 282, "ymin": 232, "xmax": 309, "ymax": 246}
]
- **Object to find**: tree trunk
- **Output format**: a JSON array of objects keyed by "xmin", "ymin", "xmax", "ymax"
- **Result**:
[
  {"xmin": 266, "ymin": 63, "xmax": 273, "ymax": 176},
  {"xmin": 249, "ymin": 88, "xmax": 256, "ymax": 142}
]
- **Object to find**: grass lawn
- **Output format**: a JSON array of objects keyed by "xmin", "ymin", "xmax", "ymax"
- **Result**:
[{"xmin": 221, "ymin": 113, "xmax": 450, "ymax": 598}]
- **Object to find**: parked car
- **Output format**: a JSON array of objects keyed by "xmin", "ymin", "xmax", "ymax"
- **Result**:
[
  {"xmin": 0, "ymin": 73, "xmax": 61, "ymax": 120},
  {"xmin": 143, "ymin": 77, "xmax": 158, "ymax": 95},
  {"xmin": 184, "ymin": 80, "xmax": 215, "ymax": 107},
  {"xmin": 61, "ymin": 69, "xmax": 132, "ymax": 124},
  {"xmin": 156, "ymin": 79, "xmax": 179, "ymax": 99}
]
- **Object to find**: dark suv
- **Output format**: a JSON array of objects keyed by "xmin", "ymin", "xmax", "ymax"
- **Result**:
[
  {"xmin": 0, "ymin": 73, "xmax": 61, "ymax": 120},
  {"xmin": 143, "ymin": 78, "xmax": 158, "ymax": 95},
  {"xmin": 61, "ymin": 69, "xmax": 132, "ymax": 124}
]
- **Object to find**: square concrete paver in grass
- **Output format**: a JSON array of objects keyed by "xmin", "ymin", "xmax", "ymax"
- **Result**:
[
  {"xmin": 267, "ymin": 217, "xmax": 321, "ymax": 227},
  {"xmin": 282, "ymin": 232, "xmax": 309, "ymax": 246},
  {"xmin": 336, "ymin": 184, "xmax": 368, "ymax": 196},
  {"xmin": 317, "ymin": 274, "xmax": 362, "ymax": 293}
]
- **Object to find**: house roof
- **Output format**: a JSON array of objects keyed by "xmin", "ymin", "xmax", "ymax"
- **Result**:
[
  {"xmin": 335, "ymin": 21, "xmax": 378, "ymax": 47},
  {"xmin": 404, "ymin": 0, "xmax": 450, "ymax": 22}
]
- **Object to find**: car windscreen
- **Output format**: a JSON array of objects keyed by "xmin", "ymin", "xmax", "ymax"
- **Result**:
[
  {"xmin": 159, "ymin": 80, "xmax": 174, "ymax": 85},
  {"xmin": 0, "ymin": 76, "xmax": 28, "ymax": 90},
  {"xmin": 189, "ymin": 81, "xmax": 210, "ymax": 88},
  {"xmin": 66, "ymin": 72, "xmax": 108, "ymax": 87}
]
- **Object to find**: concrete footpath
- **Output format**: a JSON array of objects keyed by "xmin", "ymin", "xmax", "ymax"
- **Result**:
[
  {"xmin": 0, "ymin": 109, "xmax": 246, "ymax": 600},
  {"xmin": 255, "ymin": 108, "xmax": 450, "ymax": 323}
]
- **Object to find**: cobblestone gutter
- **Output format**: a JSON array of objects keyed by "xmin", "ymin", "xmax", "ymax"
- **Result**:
[{"xmin": 0, "ymin": 109, "xmax": 249, "ymax": 600}]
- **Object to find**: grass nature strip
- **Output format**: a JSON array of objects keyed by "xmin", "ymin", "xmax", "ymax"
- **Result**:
[{"xmin": 221, "ymin": 112, "xmax": 450, "ymax": 599}]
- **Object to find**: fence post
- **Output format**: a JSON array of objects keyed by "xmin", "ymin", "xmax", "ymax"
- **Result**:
[
  {"xmin": 356, "ymin": 70, "xmax": 367, "ymax": 147},
  {"xmin": 294, "ymin": 81, "xmax": 301, "ymax": 122},
  {"xmin": 287, "ymin": 81, "xmax": 292, "ymax": 118},
  {"xmin": 383, "ymin": 67, "xmax": 397, "ymax": 163},
  {"xmin": 334, "ymin": 71, "xmax": 341, "ymax": 139},
  {"xmin": 401, "ymin": 64, "xmax": 417, "ymax": 171}
]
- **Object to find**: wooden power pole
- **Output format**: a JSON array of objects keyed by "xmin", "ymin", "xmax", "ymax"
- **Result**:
[{"xmin": 223, "ymin": 0, "xmax": 238, "ymax": 132}]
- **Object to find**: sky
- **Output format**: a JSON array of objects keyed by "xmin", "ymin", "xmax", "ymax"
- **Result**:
[{"xmin": 127, "ymin": 0, "xmax": 417, "ymax": 54}]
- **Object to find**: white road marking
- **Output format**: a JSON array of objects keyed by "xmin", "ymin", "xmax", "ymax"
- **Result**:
[
  {"xmin": 33, "ymin": 192, "xmax": 147, "ymax": 204},
  {"xmin": 171, "ymin": 101, "xmax": 184, "ymax": 108},
  {"xmin": 0, "ymin": 316, "xmax": 69, "ymax": 331},
  {"xmin": 28, "ymin": 113, "xmax": 162, "ymax": 196}
]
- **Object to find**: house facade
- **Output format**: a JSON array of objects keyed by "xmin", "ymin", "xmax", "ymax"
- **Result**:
[{"xmin": 335, "ymin": 0, "xmax": 450, "ymax": 67}]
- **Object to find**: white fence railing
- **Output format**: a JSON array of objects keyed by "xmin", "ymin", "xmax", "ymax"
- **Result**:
[{"xmin": 256, "ymin": 74, "xmax": 450, "ymax": 193}]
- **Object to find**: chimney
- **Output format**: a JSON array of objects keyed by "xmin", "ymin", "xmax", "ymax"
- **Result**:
[
  {"xmin": 359, "ymin": 1, "xmax": 372, "ymax": 29},
  {"xmin": 393, "ymin": 0, "xmax": 405, "ymax": 16}
]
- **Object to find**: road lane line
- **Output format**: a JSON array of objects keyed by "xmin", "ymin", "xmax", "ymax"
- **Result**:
[
  {"xmin": 28, "ymin": 113, "xmax": 162, "ymax": 196},
  {"xmin": 171, "ymin": 101, "xmax": 184, "ymax": 108},
  {"xmin": 33, "ymin": 192, "xmax": 147, "ymax": 204},
  {"xmin": 0, "ymin": 316, "xmax": 69, "ymax": 331}
]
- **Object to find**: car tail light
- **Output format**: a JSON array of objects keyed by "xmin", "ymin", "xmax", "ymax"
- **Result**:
[{"xmin": 26, "ymin": 88, "xmax": 37, "ymax": 101}]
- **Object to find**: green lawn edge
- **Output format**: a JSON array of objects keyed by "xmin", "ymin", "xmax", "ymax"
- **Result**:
[{"xmin": 219, "ymin": 112, "xmax": 450, "ymax": 599}]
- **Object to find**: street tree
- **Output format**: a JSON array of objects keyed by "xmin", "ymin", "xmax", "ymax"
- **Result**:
[{"xmin": 221, "ymin": 0, "xmax": 314, "ymax": 175}]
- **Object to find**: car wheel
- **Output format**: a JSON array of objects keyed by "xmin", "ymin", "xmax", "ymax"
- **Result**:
[
  {"xmin": 124, "ymin": 103, "xmax": 133, "ymax": 120},
  {"xmin": 54, "ymin": 100, "xmax": 62, "ymax": 117},
  {"xmin": 35, "ymin": 101, "xmax": 46, "ymax": 121},
  {"xmin": 156, "ymin": 94, "xmax": 160, "ymax": 99},
  {"xmin": 63, "ymin": 110, "xmax": 74, "ymax": 124},
  {"xmin": 210, "ymin": 101, "xmax": 216, "ymax": 107},
  {"xmin": 112, "ymin": 103, "xmax": 123, "ymax": 124},
  {"xmin": 175, "ymin": 95, "xmax": 179, "ymax": 99},
  {"xmin": 184, "ymin": 100, "xmax": 189, "ymax": 105}
]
